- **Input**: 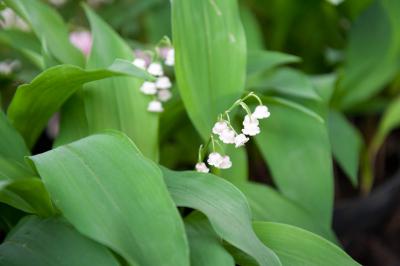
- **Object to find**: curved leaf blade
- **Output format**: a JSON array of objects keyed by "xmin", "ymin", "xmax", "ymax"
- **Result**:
[{"xmin": 29, "ymin": 132, "xmax": 189, "ymax": 266}]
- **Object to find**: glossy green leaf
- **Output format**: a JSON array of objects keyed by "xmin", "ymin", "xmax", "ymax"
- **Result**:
[
  {"xmin": 172, "ymin": 0, "xmax": 247, "ymax": 139},
  {"xmin": 0, "ymin": 112, "xmax": 29, "ymax": 163},
  {"xmin": 29, "ymin": 132, "xmax": 189, "ymax": 266},
  {"xmin": 328, "ymin": 111, "xmax": 362, "ymax": 185},
  {"xmin": 162, "ymin": 168, "xmax": 281, "ymax": 266},
  {"xmin": 7, "ymin": 60, "xmax": 152, "ymax": 148},
  {"xmin": 255, "ymin": 98, "xmax": 333, "ymax": 226},
  {"xmin": 240, "ymin": 5, "xmax": 264, "ymax": 50},
  {"xmin": 185, "ymin": 213, "xmax": 235, "ymax": 266},
  {"xmin": 371, "ymin": 96, "xmax": 400, "ymax": 153},
  {"xmin": 0, "ymin": 29, "xmax": 43, "ymax": 69},
  {"xmin": 83, "ymin": 5, "xmax": 159, "ymax": 160},
  {"xmin": 233, "ymin": 181, "xmax": 338, "ymax": 243},
  {"xmin": 0, "ymin": 216, "xmax": 119, "ymax": 266},
  {"xmin": 253, "ymin": 222, "xmax": 360, "ymax": 266},
  {"xmin": 253, "ymin": 68, "xmax": 320, "ymax": 100},
  {"xmin": 4, "ymin": 0, "xmax": 84, "ymax": 66},
  {"xmin": 0, "ymin": 178, "xmax": 54, "ymax": 216},
  {"xmin": 334, "ymin": 0, "xmax": 400, "ymax": 109},
  {"xmin": 220, "ymin": 145, "xmax": 248, "ymax": 183},
  {"xmin": 247, "ymin": 50, "xmax": 300, "ymax": 78}
]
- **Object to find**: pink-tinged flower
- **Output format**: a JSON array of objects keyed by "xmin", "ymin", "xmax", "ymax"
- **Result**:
[
  {"xmin": 212, "ymin": 121, "xmax": 229, "ymax": 135},
  {"xmin": 218, "ymin": 156, "xmax": 232, "ymax": 169},
  {"xmin": 243, "ymin": 114, "xmax": 259, "ymax": 127},
  {"xmin": 253, "ymin": 105, "xmax": 270, "ymax": 119},
  {"xmin": 158, "ymin": 90, "xmax": 172, "ymax": 102},
  {"xmin": 147, "ymin": 100, "xmax": 163, "ymax": 113},
  {"xmin": 234, "ymin": 134, "xmax": 249, "ymax": 148},
  {"xmin": 147, "ymin": 62, "xmax": 164, "ymax": 76},
  {"xmin": 219, "ymin": 129, "xmax": 236, "ymax": 144},
  {"xmin": 195, "ymin": 162, "xmax": 209, "ymax": 173},
  {"xmin": 155, "ymin": 76, "xmax": 172, "ymax": 89},
  {"xmin": 165, "ymin": 48, "xmax": 174, "ymax": 66},
  {"xmin": 69, "ymin": 31, "xmax": 92, "ymax": 56},
  {"xmin": 207, "ymin": 152, "xmax": 223, "ymax": 167}
]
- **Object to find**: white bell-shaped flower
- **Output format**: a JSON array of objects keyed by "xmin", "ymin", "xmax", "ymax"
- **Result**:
[
  {"xmin": 234, "ymin": 134, "xmax": 249, "ymax": 148},
  {"xmin": 212, "ymin": 121, "xmax": 229, "ymax": 135},
  {"xmin": 155, "ymin": 76, "xmax": 172, "ymax": 89},
  {"xmin": 140, "ymin": 82, "xmax": 157, "ymax": 95},
  {"xmin": 243, "ymin": 114, "xmax": 259, "ymax": 127},
  {"xmin": 242, "ymin": 123, "xmax": 260, "ymax": 136},
  {"xmin": 253, "ymin": 105, "xmax": 270, "ymax": 119},
  {"xmin": 195, "ymin": 162, "xmax": 209, "ymax": 173},
  {"xmin": 219, "ymin": 129, "xmax": 236, "ymax": 144},
  {"xmin": 132, "ymin": 58, "xmax": 147, "ymax": 70},
  {"xmin": 147, "ymin": 100, "xmax": 164, "ymax": 113},
  {"xmin": 207, "ymin": 152, "xmax": 223, "ymax": 167},
  {"xmin": 165, "ymin": 49, "xmax": 175, "ymax": 66},
  {"xmin": 218, "ymin": 156, "xmax": 232, "ymax": 169},
  {"xmin": 158, "ymin": 90, "xmax": 172, "ymax": 102},
  {"xmin": 147, "ymin": 62, "xmax": 164, "ymax": 76}
]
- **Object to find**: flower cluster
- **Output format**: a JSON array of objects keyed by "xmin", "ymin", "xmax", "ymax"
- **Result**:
[
  {"xmin": 0, "ymin": 8, "xmax": 29, "ymax": 31},
  {"xmin": 133, "ymin": 47, "xmax": 174, "ymax": 113},
  {"xmin": 195, "ymin": 92, "xmax": 270, "ymax": 173}
]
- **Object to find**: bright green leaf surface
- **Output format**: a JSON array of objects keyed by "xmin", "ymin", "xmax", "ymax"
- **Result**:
[
  {"xmin": 233, "ymin": 181, "xmax": 338, "ymax": 243},
  {"xmin": 335, "ymin": 0, "xmax": 400, "ymax": 109},
  {"xmin": 0, "ymin": 216, "xmax": 119, "ymax": 266},
  {"xmin": 172, "ymin": 0, "xmax": 247, "ymax": 139},
  {"xmin": 29, "ymin": 132, "xmax": 189, "ymax": 266},
  {"xmin": 83, "ymin": 5, "xmax": 159, "ymax": 160},
  {"xmin": 162, "ymin": 168, "xmax": 281, "ymax": 266},
  {"xmin": 328, "ymin": 111, "xmax": 362, "ymax": 185},
  {"xmin": 4, "ymin": 0, "xmax": 84, "ymax": 66},
  {"xmin": 253, "ymin": 222, "xmax": 360, "ymax": 266},
  {"xmin": 185, "ymin": 213, "xmax": 235, "ymax": 266},
  {"xmin": 255, "ymin": 98, "xmax": 333, "ymax": 226},
  {"xmin": 7, "ymin": 60, "xmax": 152, "ymax": 148}
]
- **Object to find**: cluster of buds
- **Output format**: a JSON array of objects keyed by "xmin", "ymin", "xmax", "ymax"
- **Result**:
[
  {"xmin": 195, "ymin": 92, "xmax": 270, "ymax": 173},
  {"xmin": 0, "ymin": 8, "xmax": 29, "ymax": 31},
  {"xmin": 133, "ymin": 47, "xmax": 174, "ymax": 113}
]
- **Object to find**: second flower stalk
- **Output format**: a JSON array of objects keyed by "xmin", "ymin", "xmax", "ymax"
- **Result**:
[{"xmin": 195, "ymin": 92, "xmax": 270, "ymax": 173}]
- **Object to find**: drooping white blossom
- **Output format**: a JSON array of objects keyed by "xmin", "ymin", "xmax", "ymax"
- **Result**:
[
  {"xmin": 132, "ymin": 58, "xmax": 147, "ymax": 70},
  {"xmin": 219, "ymin": 129, "xmax": 236, "ymax": 144},
  {"xmin": 218, "ymin": 156, "xmax": 232, "ymax": 169},
  {"xmin": 155, "ymin": 76, "xmax": 172, "ymax": 89},
  {"xmin": 158, "ymin": 90, "xmax": 172, "ymax": 102},
  {"xmin": 165, "ymin": 48, "xmax": 175, "ymax": 66},
  {"xmin": 243, "ymin": 114, "xmax": 259, "ymax": 127},
  {"xmin": 195, "ymin": 162, "xmax": 209, "ymax": 173},
  {"xmin": 147, "ymin": 62, "xmax": 164, "ymax": 76},
  {"xmin": 147, "ymin": 100, "xmax": 163, "ymax": 113},
  {"xmin": 253, "ymin": 105, "xmax": 270, "ymax": 119},
  {"xmin": 0, "ymin": 60, "xmax": 19, "ymax": 75},
  {"xmin": 207, "ymin": 152, "xmax": 223, "ymax": 167},
  {"xmin": 69, "ymin": 31, "xmax": 92, "ymax": 56},
  {"xmin": 242, "ymin": 123, "xmax": 260, "ymax": 136},
  {"xmin": 234, "ymin": 134, "xmax": 249, "ymax": 148},
  {"xmin": 212, "ymin": 121, "xmax": 229, "ymax": 135},
  {"xmin": 140, "ymin": 82, "xmax": 157, "ymax": 95}
]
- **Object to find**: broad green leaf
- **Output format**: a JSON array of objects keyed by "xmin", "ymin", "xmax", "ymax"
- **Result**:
[
  {"xmin": 29, "ymin": 132, "xmax": 189, "ymax": 266},
  {"xmin": 7, "ymin": 60, "xmax": 152, "ymax": 148},
  {"xmin": 0, "ymin": 29, "xmax": 43, "ymax": 69},
  {"xmin": 370, "ymin": 96, "xmax": 400, "ymax": 153},
  {"xmin": 220, "ymin": 145, "xmax": 248, "ymax": 183},
  {"xmin": 247, "ymin": 50, "xmax": 300, "ymax": 78},
  {"xmin": 162, "ymin": 168, "xmax": 281, "ymax": 266},
  {"xmin": 240, "ymin": 6, "xmax": 264, "ymax": 50},
  {"xmin": 0, "ymin": 112, "xmax": 29, "ymax": 163},
  {"xmin": 312, "ymin": 74, "xmax": 337, "ymax": 104},
  {"xmin": 0, "ymin": 216, "xmax": 119, "ymax": 266},
  {"xmin": 0, "ymin": 178, "xmax": 54, "ymax": 216},
  {"xmin": 334, "ymin": 0, "xmax": 400, "ymax": 109},
  {"xmin": 252, "ymin": 222, "xmax": 360, "ymax": 266},
  {"xmin": 255, "ymin": 98, "xmax": 333, "ymax": 226},
  {"xmin": 4, "ymin": 0, "xmax": 84, "ymax": 66},
  {"xmin": 253, "ymin": 68, "xmax": 320, "ymax": 100},
  {"xmin": 83, "ymin": 5, "xmax": 159, "ymax": 160},
  {"xmin": 172, "ymin": 0, "xmax": 247, "ymax": 139},
  {"xmin": 233, "ymin": 181, "xmax": 338, "ymax": 243},
  {"xmin": 328, "ymin": 111, "xmax": 362, "ymax": 185},
  {"xmin": 185, "ymin": 213, "xmax": 235, "ymax": 266}
]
